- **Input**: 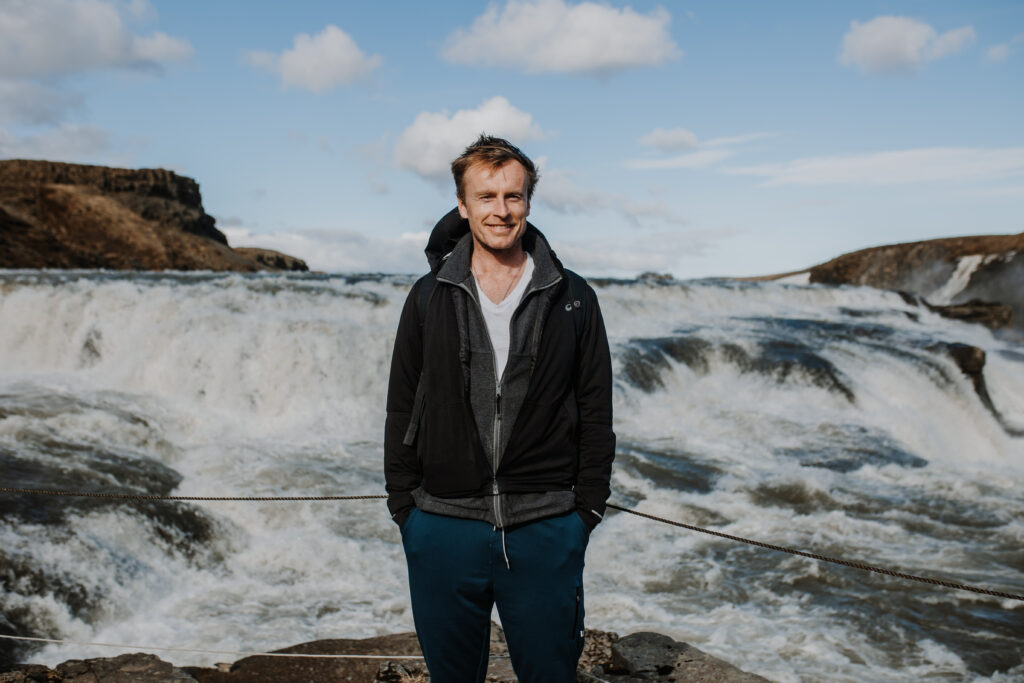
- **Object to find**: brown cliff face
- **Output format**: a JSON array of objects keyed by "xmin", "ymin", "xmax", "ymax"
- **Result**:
[
  {"xmin": 0, "ymin": 159, "xmax": 307, "ymax": 272},
  {"xmin": 808, "ymin": 233, "xmax": 1024, "ymax": 329},
  {"xmin": 807, "ymin": 233, "xmax": 1024, "ymax": 290}
]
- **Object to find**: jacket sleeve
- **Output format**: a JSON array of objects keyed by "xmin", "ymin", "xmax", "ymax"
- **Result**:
[
  {"xmin": 573, "ymin": 282, "xmax": 615, "ymax": 530},
  {"xmin": 384, "ymin": 277, "xmax": 426, "ymax": 527}
]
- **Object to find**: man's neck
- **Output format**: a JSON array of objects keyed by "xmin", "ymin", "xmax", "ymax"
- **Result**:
[
  {"xmin": 471, "ymin": 239, "xmax": 528, "ymax": 305},
  {"xmin": 470, "ymin": 238, "xmax": 526, "ymax": 275}
]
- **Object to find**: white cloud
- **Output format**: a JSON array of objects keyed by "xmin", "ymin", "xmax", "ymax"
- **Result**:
[
  {"xmin": 538, "ymin": 167, "xmax": 687, "ymax": 226},
  {"xmin": 703, "ymin": 132, "xmax": 778, "ymax": 148},
  {"xmin": 0, "ymin": 0, "xmax": 192, "ymax": 79},
  {"xmin": 986, "ymin": 33, "xmax": 1024, "ymax": 63},
  {"xmin": 839, "ymin": 16, "xmax": 975, "ymax": 73},
  {"xmin": 442, "ymin": 0, "xmax": 679, "ymax": 75},
  {"xmin": 246, "ymin": 25, "xmax": 380, "ymax": 93},
  {"xmin": 0, "ymin": 124, "xmax": 110, "ymax": 161},
  {"xmin": 222, "ymin": 226, "xmax": 429, "ymax": 274},
  {"xmin": 627, "ymin": 130, "xmax": 773, "ymax": 170},
  {"xmin": 627, "ymin": 149, "xmax": 733, "ymax": 170},
  {"xmin": 729, "ymin": 147, "xmax": 1024, "ymax": 186},
  {"xmin": 0, "ymin": 81, "xmax": 84, "ymax": 125},
  {"xmin": 638, "ymin": 127, "xmax": 697, "ymax": 151},
  {"xmin": 962, "ymin": 184, "xmax": 1024, "ymax": 199},
  {"xmin": 550, "ymin": 228, "xmax": 734, "ymax": 278},
  {"xmin": 132, "ymin": 31, "xmax": 192, "ymax": 63},
  {"xmin": 394, "ymin": 96, "xmax": 544, "ymax": 183},
  {"xmin": 987, "ymin": 44, "xmax": 1011, "ymax": 63}
]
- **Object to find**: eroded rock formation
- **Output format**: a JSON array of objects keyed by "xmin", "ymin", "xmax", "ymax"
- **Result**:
[{"xmin": 0, "ymin": 160, "xmax": 306, "ymax": 272}]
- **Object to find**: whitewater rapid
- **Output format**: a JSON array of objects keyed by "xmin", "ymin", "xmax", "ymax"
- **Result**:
[{"xmin": 0, "ymin": 270, "xmax": 1022, "ymax": 682}]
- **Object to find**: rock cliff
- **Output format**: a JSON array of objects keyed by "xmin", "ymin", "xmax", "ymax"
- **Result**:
[
  {"xmin": 0, "ymin": 160, "xmax": 306, "ymax": 272},
  {"xmin": 807, "ymin": 233, "xmax": 1024, "ymax": 329}
]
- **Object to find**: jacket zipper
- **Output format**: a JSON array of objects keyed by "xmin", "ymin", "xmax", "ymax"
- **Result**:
[
  {"xmin": 451, "ymin": 279, "xmax": 506, "ymax": 527},
  {"xmin": 448, "ymin": 270, "xmax": 563, "ymax": 529},
  {"xmin": 492, "ymin": 387, "xmax": 503, "ymax": 528}
]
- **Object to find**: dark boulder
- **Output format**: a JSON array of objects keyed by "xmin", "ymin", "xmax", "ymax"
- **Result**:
[{"xmin": 597, "ymin": 632, "xmax": 771, "ymax": 682}]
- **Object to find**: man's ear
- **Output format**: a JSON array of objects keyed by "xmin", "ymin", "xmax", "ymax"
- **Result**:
[{"xmin": 457, "ymin": 197, "xmax": 468, "ymax": 219}]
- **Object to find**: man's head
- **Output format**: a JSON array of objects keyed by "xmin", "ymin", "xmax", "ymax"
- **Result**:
[
  {"xmin": 451, "ymin": 135, "xmax": 539, "ymax": 204},
  {"xmin": 452, "ymin": 135, "xmax": 539, "ymax": 256}
]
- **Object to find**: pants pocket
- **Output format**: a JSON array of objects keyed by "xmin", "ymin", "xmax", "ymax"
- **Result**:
[
  {"xmin": 400, "ymin": 507, "xmax": 418, "ymax": 542},
  {"xmin": 572, "ymin": 583, "xmax": 585, "ymax": 656}
]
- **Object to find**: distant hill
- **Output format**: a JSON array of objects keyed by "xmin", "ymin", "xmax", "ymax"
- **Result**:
[{"xmin": 0, "ymin": 159, "xmax": 306, "ymax": 272}]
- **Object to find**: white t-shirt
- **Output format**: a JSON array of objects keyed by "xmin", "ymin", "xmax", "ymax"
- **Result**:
[{"xmin": 475, "ymin": 253, "xmax": 535, "ymax": 383}]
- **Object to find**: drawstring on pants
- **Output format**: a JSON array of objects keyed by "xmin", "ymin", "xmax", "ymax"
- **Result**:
[{"xmin": 500, "ymin": 527, "xmax": 511, "ymax": 570}]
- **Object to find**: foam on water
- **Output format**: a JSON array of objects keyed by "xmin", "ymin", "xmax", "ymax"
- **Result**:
[{"xmin": 1, "ymin": 271, "xmax": 1022, "ymax": 680}]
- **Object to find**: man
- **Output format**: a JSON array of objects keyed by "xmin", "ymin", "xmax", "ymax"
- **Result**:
[{"xmin": 384, "ymin": 135, "xmax": 615, "ymax": 682}]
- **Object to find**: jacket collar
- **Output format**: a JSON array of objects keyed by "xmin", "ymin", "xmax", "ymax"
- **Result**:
[{"xmin": 429, "ymin": 207, "xmax": 563, "ymax": 292}]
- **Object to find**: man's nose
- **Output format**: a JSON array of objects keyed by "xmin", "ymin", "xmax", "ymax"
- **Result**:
[{"xmin": 494, "ymin": 196, "xmax": 509, "ymax": 215}]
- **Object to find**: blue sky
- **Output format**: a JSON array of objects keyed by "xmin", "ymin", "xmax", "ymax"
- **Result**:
[{"xmin": 1, "ymin": 0, "xmax": 1021, "ymax": 277}]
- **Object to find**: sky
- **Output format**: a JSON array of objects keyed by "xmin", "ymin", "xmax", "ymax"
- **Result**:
[{"xmin": 0, "ymin": 0, "xmax": 1022, "ymax": 278}]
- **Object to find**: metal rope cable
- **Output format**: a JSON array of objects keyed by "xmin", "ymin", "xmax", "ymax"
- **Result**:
[
  {"xmin": 605, "ymin": 503, "xmax": 1024, "ymax": 602},
  {"xmin": 0, "ymin": 634, "xmax": 424, "ymax": 660},
  {"xmin": 2, "ymin": 486, "xmax": 1021, "ymax": 603},
  {"xmin": 0, "ymin": 487, "xmax": 386, "ymax": 502}
]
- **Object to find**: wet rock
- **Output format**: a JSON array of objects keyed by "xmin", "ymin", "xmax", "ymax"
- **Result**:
[
  {"xmin": 232, "ymin": 248, "xmax": 308, "ymax": 272},
  {"xmin": 0, "ymin": 664, "xmax": 61, "ymax": 682},
  {"xmin": 637, "ymin": 272, "xmax": 674, "ymax": 284},
  {"xmin": 925, "ymin": 300, "xmax": 1011, "ymax": 329},
  {"xmin": 10, "ymin": 653, "xmax": 198, "ymax": 682},
  {"xmin": 183, "ymin": 632, "xmax": 423, "ymax": 683},
  {"xmin": 376, "ymin": 660, "xmax": 430, "ymax": 682},
  {"xmin": 596, "ymin": 632, "xmax": 770, "ymax": 682},
  {"xmin": 931, "ymin": 343, "xmax": 1024, "ymax": 436}
]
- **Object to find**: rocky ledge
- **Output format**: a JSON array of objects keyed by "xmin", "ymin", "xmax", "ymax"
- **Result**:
[
  {"xmin": 807, "ymin": 232, "xmax": 1024, "ymax": 330},
  {"xmin": 0, "ymin": 160, "xmax": 306, "ymax": 272},
  {"xmin": 0, "ymin": 628, "xmax": 771, "ymax": 682}
]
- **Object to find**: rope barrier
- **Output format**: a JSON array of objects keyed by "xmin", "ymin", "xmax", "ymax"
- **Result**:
[
  {"xmin": 0, "ymin": 634, "xmax": 424, "ymax": 660},
  {"xmin": 606, "ymin": 503, "xmax": 1024, "ymax": 602},
  {"xmin": 0, "ymin": 487, "xmax": 386, "ymax": 502},
  {"xmin": 2, "ymin": 486, "xmax": 1022, "ymax": 602}
]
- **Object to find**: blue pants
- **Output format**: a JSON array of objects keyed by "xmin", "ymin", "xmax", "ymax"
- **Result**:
[{"xmin": 401, "ymin": 508, "xmax": 589, "ymax": 682}]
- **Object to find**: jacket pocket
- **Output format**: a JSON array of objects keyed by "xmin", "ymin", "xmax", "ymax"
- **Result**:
[{"xmin": 402, "ymin": 372, "xmax": 426, "ymax": 446}]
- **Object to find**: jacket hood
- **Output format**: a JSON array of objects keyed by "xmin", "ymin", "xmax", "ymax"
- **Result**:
[{"xmin": 424, "ymin": 207, "xmax": 556, "ymax": 273}]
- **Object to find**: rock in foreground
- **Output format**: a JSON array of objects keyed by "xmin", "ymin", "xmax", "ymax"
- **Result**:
[
  {"xmin": 0, "ymin": 159, "xmax": 306, "ymax": 272},
  {"xmin": 1, "ymin": 628, "xmax": 771, "ymax": 682}
]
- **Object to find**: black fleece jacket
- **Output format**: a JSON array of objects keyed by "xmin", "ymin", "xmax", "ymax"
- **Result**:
[{"xmin": 384, "ymin": 209, "xmax": 615, "ymax": 529}]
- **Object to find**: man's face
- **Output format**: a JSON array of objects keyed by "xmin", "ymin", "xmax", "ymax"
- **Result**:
[{"xmin": 457, "ymin": 160, "xmax": 530, "ymax": 255}]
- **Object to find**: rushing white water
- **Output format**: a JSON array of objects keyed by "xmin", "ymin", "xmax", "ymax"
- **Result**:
[{"xmin": 1, "ymin": 270, "xmax": 1022, "ymax": 682}]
